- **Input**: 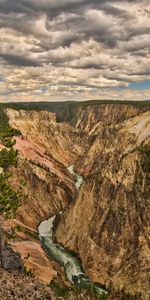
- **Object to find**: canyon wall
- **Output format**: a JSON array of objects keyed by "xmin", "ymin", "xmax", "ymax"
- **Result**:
[
  {"xmin": 4, "ymin": 103, "xmax": 150, "ymax": 299},
  {"xmin": 55, "ymin": 108, "xmax": 150, "ymax": 299}
]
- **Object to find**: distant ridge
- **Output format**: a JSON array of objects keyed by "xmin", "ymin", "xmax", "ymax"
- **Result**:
[
  {"xmin": 0, "ymin": 99, "xmax": 150, "ymax": 111},
  {"xmin": 0, "ymin": 100, "xmax": 150, "ymax": 125}
]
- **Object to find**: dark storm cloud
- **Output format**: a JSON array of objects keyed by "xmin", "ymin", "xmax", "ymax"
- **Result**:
[
  {"xmin": 0, "ymin": 0, "xmax": 139, "ymax": 21},
  {"xmin": 0, "ymin": 53, "xmax": 40, "ymax": 67},
  {"xmin": 0, "ymin": 0, "xmax": 141, "ymax": 49},
  {"xmin": 100, "ymin": 3, "xmax": 133, "ymax": 18}
]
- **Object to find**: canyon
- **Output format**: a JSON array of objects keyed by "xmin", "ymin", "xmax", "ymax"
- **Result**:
[{"xmin": 0, "ymin": 102, "xmax": 150, "ymax": 299}]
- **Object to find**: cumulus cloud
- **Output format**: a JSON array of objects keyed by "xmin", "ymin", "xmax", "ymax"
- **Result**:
[{"xmin": 0, "ymin": 0, "xmax": 149, "ymax": 102}]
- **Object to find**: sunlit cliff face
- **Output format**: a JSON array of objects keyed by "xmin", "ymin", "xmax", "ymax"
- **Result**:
[{"xmin": 0, "ymin": 0, "xmax": 150, "ymax": 102}]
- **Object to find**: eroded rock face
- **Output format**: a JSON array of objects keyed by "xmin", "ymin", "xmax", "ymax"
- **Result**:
[
  {"xmin": 58, "ymin": 103, "xmax": 149, "ymax": 135},
  {"xmin": 55, "ymin": 110, "xmax": 150, "ymax": 299},
  {"xmin": 1, "ymin": 108, "xmax": 84, "ymax": 284},
  {"xmin": 8, "ymin": 150, "xmax": 76, "ymax": 229},
  {"xmin": 6, "ymin": 109, "xmax": 87, "ymax": 166},
  {"xmin": 5, "ymin": 108, "xmax": 89, "ymax": 229},
  {"xmin": 2, "ymin": 104, "xmax": 150, "ymax": 298}
]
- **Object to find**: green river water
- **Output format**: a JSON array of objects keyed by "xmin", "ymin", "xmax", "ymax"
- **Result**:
[{"xmin": 38, "ymin": 166, "xmax": 108, "ymax": 299}]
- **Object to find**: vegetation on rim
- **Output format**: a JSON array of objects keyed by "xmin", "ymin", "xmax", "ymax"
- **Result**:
[
  {"xmin": 0, "ymin": 173, "xmax": 19, "ymax": 218},
  {"xmin": 0, "ymin": 148, "xmax": 18, "ymax": 168},
  {"xmin": 0, "ymin": 107, "xmax": 20, "ymax": 218}
]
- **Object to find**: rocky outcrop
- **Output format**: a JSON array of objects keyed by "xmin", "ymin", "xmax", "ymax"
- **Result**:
[
  {"xmin": 0, "ymin": 224, "xmax": 22, "ymax": 272},
  {"xmin": 0, "ymin": 216, "xmax": 62, "ymax": 285},
  {"xmin": 0, "ymin": 268, "xmax": 55, "ymax": 300},
  {"xmin": 0, "ymin": 245, "xmax": 22, "ymax": 272}
]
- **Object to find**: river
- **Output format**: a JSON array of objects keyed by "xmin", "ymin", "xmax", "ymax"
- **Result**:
[{"xmin": 38, "ymin": 165, "xmax": 108, "ymax": 299}]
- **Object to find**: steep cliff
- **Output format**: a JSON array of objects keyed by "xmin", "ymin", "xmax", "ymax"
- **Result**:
[
  {"xmin": 0, "ymin": 107, "xmax": 83, "ymax": 289},
  {"xmin": 57, "ymin": 103, "xmax": 149, "ymax": 135},
  {"xmin": 8, "ymin": 151, "xmax": 76, "ymax": 229},
  {"xmin": 6, "ymin": 109, "xmax": 87, "ymax": 166},
  {"xmin": 55, "ymin": 109, "xmax": 150, "ymax": 299},
  {"xmin": 0, "ymin": 103, "xmax": 149, "ymax": 299}
]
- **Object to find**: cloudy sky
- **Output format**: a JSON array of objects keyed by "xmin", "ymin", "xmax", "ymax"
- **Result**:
[{"xmin": 0, "ymin": 0, "xmax": 150, "ymax": 102}]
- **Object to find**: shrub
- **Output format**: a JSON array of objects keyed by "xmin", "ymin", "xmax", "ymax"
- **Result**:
[
  {"xmin": 2, "ymin": 138, "xmax": 16, "ymax": 148},
  {"xmin": 0, "ymin": 148, "xmax": 18, "ymax": 168},
  {"xmin": 23, "ymin": 266, "xmax": 34, "ymax": 277},
  {"xmin": 0, "ymin": 173, "xmax": 19, "ymax": 218}
]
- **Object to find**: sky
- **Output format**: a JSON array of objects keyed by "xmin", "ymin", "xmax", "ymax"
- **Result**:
[{"xmin": 0, "ymin": 0, "xmax": 150, "ymax": 102}]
